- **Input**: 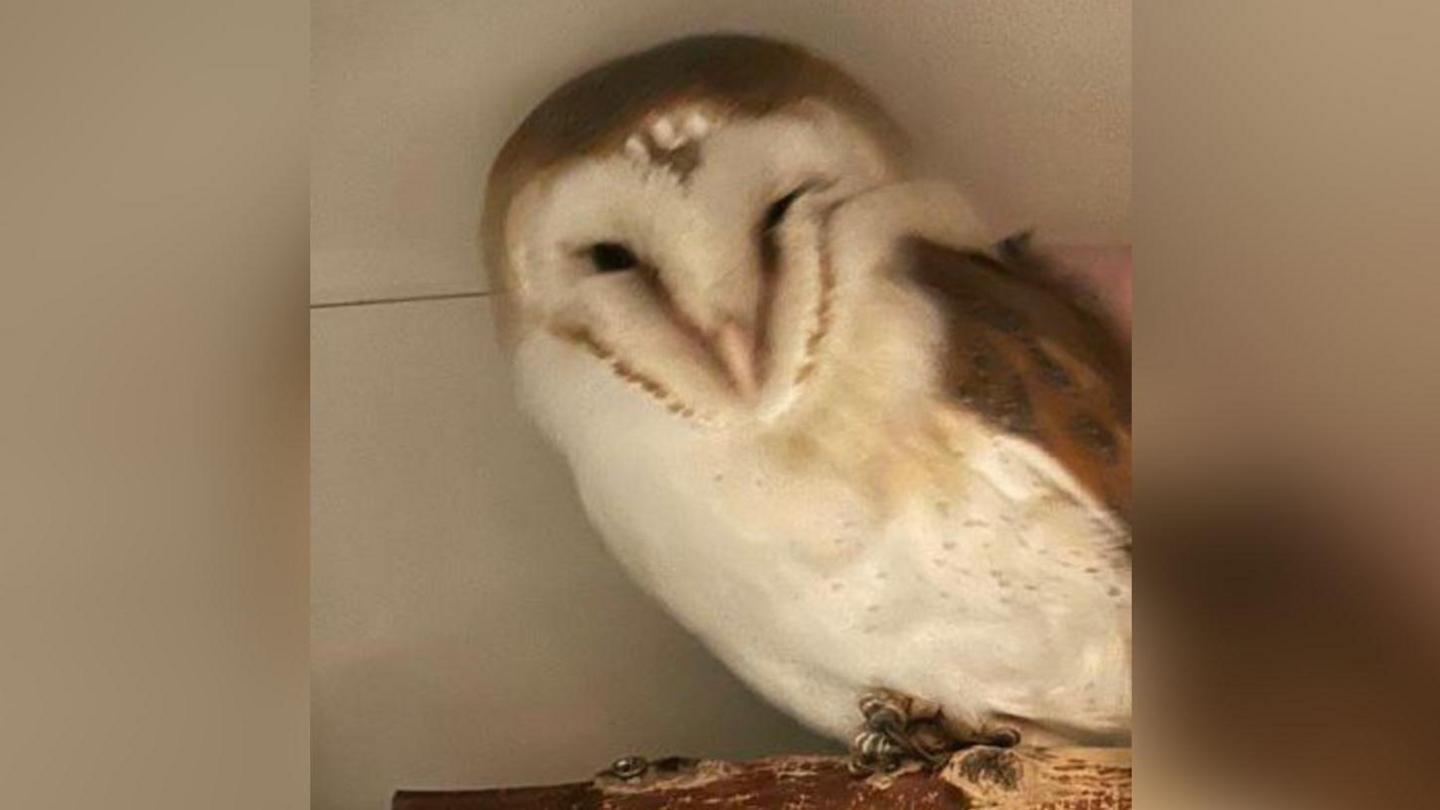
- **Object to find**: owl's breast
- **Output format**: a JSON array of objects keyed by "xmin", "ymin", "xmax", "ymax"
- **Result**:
[
  {"xmin": 517, "ymin": 310, "xmax": 1128, "ymax": 740},
  {"xmin": 561, "ymin": 407, "xmax": 1129, "ymax": 741}
]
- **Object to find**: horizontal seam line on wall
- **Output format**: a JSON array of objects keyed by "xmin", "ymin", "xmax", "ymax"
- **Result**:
[{"xmin": 310, "ymin": 290, "xmax": 491, "ymax": 309}]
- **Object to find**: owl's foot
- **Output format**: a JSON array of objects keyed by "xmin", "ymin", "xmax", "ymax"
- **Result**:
[
  {"xmin": 848, "ymin": 689, "xmax": 950, "ymax": 775},
  {"xmin": 847, "ymin": 688, "xmax": 1020, "ymax": 776}
]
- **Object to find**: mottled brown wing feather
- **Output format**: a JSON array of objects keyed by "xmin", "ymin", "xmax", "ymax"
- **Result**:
[{"xmin": 904, "ymin": 237, "xmax": 1131, "ymax": 522}]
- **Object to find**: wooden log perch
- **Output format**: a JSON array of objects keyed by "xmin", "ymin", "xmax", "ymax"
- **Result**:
[{"xmin": 394, "ymin": 746, "xmax": 1130, "ymax": 809}]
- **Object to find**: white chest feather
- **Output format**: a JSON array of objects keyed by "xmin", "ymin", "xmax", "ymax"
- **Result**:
[{"xmin": 514, "ymin": 322, "xmax": 1131, "ymax": 743}]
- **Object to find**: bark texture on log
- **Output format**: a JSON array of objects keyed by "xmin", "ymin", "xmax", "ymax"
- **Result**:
[{"xmin": 394, "ymin": 746, "xmax": 1130, "ymax": 809}]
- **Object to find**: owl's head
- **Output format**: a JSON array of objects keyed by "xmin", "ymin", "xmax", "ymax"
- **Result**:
[{"xmin": 483, "ymin": 35, "xmax": 910, "ymax": 427}]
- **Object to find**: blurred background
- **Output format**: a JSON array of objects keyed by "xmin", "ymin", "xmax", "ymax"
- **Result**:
[
  {"xmin": 311, "ymin": 2, "xmax": 1128, "ymax": 809},
  {"xmin": 1136, "ymin": 5, "xmax": 1440, "ymax": 806},
  {"xmin": 2, "ymin": 3, "xmax": 309, "ymax": 810}
]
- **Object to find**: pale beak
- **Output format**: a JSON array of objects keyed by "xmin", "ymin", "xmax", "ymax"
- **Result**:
[{"xmin": 713, "ymin": 320, "xmax": 759, "ymax": 400}]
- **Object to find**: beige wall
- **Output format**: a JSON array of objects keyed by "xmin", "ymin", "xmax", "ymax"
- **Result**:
[{"xmin": 311, "ymin": 3, "xmax": 1129, "ymax": 809}]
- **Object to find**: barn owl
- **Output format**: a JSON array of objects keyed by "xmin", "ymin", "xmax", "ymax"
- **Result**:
[{"xmin": 482, "ymin": 35, "xmax": 1129, "ymax": 772}]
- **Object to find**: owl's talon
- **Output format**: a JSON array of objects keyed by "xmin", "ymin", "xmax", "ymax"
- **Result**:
[
  {"xmin": 859, "ymin": 689, "xmax": 909, "ymax": 733},
  {"xmin": 851, "ymin": 689, "xmax": 1024, "ymax": 776},
  {"xmin": 848, "ymin": 730, "xmax": 904, "ymax": 775}
]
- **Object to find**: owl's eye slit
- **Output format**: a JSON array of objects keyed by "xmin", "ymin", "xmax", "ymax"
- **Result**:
[
  {"xmin": 762, "ymin": 187, "xmax": 806, "ymax": 231},
  {"xmin": 588, "ymin": 242, "xmax": 638, "ymax": 273}
]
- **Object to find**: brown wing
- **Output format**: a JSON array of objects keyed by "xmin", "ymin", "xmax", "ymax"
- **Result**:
[{"xmin": 904, "ymin": 235, "xmax": 1131, "ymax": 522}]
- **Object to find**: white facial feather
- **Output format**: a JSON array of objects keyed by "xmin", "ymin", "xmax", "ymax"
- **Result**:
[{"xmin": 506, "ymin": 105, "xmax": 896, "ymax": 422}]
